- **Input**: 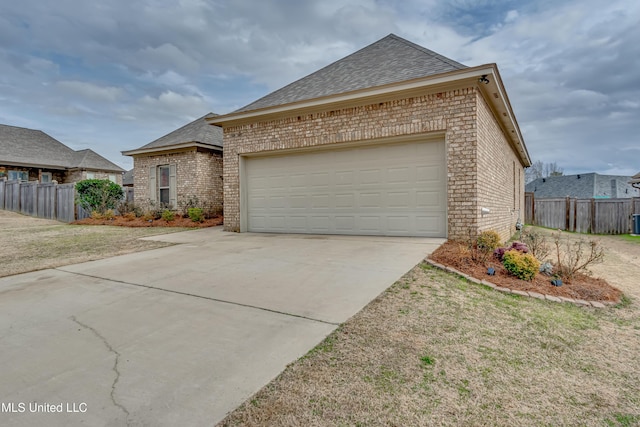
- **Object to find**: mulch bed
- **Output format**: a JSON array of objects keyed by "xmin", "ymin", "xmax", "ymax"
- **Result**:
[
  {"xmin": 430, "ymin": 240, "xmax": 622, "ymax": 302},
  {"xmin": 72, "ymin": 215, "xmax": 223, "ymax": 228}
]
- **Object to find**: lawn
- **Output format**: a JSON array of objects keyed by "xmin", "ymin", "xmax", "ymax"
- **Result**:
[
  {"xmin": 0, "ymin": 211, "xmax": 192, "ymax": 277},
  {"xmin": 219, "ymin": 263, "xmax": 640, "ymax": 427}
]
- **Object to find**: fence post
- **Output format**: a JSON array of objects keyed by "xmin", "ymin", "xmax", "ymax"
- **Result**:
[
  {"xmin": 565, "ymin": 197, "xmax": 570, "ymax": 231},
  {"xmin": 590, "ymin": 198, "xmax": 596, "ymax": 234}
]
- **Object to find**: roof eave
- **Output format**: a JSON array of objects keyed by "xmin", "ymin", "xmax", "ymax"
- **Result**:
[
  {"xmin": 209, "ymin": 64, "xmax": 531, "ymax": 167},
  {"xmin": 122, "ymin": 141, "xmax": 223, "ymax": 157}
]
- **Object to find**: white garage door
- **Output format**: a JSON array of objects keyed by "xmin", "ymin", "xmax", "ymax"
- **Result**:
[{"xmin": 244, "ymin": 140, "xmax": 447, "ymax": 237}]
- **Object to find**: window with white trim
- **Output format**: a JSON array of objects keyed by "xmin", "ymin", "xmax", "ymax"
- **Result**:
[
  {"xmin": 108, "ymin": 174, "xmax": 117, "ymax": 183},
  {"xmin": 41, "ymin": 172, "xmax": 52, "ymax": 183},
  {"xmin": 149, "ymin": 164, "xmax": 176, "ymax": 208},
  {"xmin": 86, "ymin": 172, "xmax": 95, "ymax": 179},
  {"xmin": 8, "ymin": 170, "xmax": 28, "ymax": 181}
]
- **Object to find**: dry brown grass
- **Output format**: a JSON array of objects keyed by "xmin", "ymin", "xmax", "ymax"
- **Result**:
[
  {"xmin": 220, "ymin": 263, "xmax": 640, "ymax": 426},
  {"xmin": 0, "ymin": 210, "xmax": 191, "ymax": 277}
]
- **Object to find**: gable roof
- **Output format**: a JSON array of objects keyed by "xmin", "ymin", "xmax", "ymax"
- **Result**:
[
  {"xmin": 630, "ymin": 171, "xmax": 640, "ymax": 188},
  {"xmin": 0, "ymin": 124, "xmax": 124, "ymax": 172},
  {"xmin": 211, "ymin": 34, "xmax": 531, "ymax": 167},
  {"xmin": 236, "ymin": 34, "xmax": 468, "ymax": 113},
  {"xmin": 526, "ymin": 173, "xmax": 640, "ymax": 199},
  {"xmin": 122, "ymin": 113, "xmax": 223, "ymax": 156}
]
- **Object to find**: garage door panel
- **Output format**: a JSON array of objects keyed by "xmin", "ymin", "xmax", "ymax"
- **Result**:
[{"xmin": 246, "ymin": 140, "xmax": 446, "ymax": 237}]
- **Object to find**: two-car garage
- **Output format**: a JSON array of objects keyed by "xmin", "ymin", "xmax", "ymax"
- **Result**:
[{"xmin": 242, "ymin": 137, "xmax": 447, "ymax": 237}]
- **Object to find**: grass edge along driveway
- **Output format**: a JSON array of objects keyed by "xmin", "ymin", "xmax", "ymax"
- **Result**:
[{"xmin": 219, "ymin": 262, "xmax": 640, "ymax": 427}]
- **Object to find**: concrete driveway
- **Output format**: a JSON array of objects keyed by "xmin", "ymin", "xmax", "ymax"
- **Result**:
[{"xmin": 0, "ymin": 227, "xmax": 443, "ymax": 426}]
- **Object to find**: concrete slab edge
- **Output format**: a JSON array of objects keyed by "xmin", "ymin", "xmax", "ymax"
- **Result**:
[{"xmin": 423, "ymin": 258, "xmax": 619, "ymax": 308}]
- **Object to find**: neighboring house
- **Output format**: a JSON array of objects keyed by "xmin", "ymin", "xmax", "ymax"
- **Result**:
[
  {"xmin": 526, "ymin": 173, "xmax": 640, "ymax": 199},
  {"xmin": 0, "ymin": 124, "xmax": 124, "ymax": 184},
  {"xmin": 210, "ymin": 34, "xmax": 530, "ymax": 240},
  {"xmin": 630, "ymin": 172, "xmax": 640, "ymax": 190},
  {"xmin": 122, "ymin": 113, "xmax": 223, "ymax": 212},
  {"xmin": 122, "ymin": 169, "xmax": 134, "ymax": 187}
]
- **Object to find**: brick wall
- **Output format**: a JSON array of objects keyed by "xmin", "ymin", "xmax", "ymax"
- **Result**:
[
  {"xmin": 65, "ymin": 170, "xmax": 123, "ymax": 185},
  {"xmin": 476, "ymin": 91, "xmax": 525, "ymax": 242},
  {"xmin": 133, "ymin": 148, "xmax": 223, "ymax": 213},
  {"xmin": 223, "ymin": 88, "xmax": 482, "ymax": 238}
]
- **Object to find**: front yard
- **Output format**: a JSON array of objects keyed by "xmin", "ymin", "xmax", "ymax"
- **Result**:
[
  {"xmin": 0, "ymin": 210, "xmax": 191, "ymax": 277},
  {"xmin": 220, "ymin": 230, "xmax": 640, "ymax": 426}
]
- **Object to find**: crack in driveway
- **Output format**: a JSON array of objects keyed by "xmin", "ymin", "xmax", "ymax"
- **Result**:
[{"xmin": 71, "ymin": 316, "xmax": 130, "ymax": 425}]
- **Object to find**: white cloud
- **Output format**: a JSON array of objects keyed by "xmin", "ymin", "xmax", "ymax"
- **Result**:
[{"xmin": 55, "ymin": 81, "xmax": 125, "ymax": 102}]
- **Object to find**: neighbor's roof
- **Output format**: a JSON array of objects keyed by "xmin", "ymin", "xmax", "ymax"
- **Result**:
[
  {"xmin": 630, "ymin": 171, "xmax": 640, "ymax": 186},
  {"xmin": 123, "ymin": 169, "xmax": 134, "ymax": 186},
  {"xmin": 0, "ymin": 124, "xmax": 124, "ymax": 172},
  {"xmin": 122, "ymin": 113, "xmax": 223, "ymax": 156},
  {"xmin": 236, "ymin": 34, "xmax": 468, "ymax": 113},
  {"xmin": 526, "ymin": 173, "xmax": 640, "ymax": 199}
]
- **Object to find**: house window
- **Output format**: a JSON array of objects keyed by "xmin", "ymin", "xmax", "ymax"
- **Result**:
[
  {"xmin": 158, "ymin": 165, "xmax": 170, "ymax": 206},
  {"xmin": 41, "ymin": 172, "xmax": 52, "ymax": 183},
  {"xmin": 108, "ymin": 174, "xmax": 117, "ymax": 183},
  {"xmin": 86, "ymin": 172, "xmax": 95, "ymax": 179},
  {"xmin": 8, "ymin": 170, "xmax": 28, "ymax": 181},
  {"xmin": 149, "ymin": 164, "xmax": 176, "ymax": 207}
]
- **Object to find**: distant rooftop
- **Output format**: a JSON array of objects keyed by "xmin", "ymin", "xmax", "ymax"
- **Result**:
[
  {"xmin": 0, "ymin": 124, "xmax": 124, "ymax": 172},
  {"xmin": 526, "ymin": 173, "xmax": 640, "ymax": 199},
  {"xmin": 124, "ymin": 113, "xmax": 223, "ymax": 155}
]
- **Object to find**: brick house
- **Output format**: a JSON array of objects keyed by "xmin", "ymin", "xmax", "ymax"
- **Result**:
[
  {"xmin": 0, "ymin": 124, "xmax": 124, "ymax": 184},
  {"xmin": 210, "ymin": 34, "xmax": 531, "ymax": 241},
  {"xmin": 122, "ymin": 113, "xmax": 223, "ymax": 213}
]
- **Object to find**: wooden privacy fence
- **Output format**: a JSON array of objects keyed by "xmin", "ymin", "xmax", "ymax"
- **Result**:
[
  {"xmin": 0, "ymin": 179, "xmax": 133, "ymax": 223},
  {"xmin": 525, "ymin": 192, "xmax": 640, "ymax": 234}
]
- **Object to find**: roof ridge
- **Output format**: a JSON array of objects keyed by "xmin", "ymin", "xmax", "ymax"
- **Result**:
[{"xmin": 385, "ymin": 33, "xmax": 467, "ymax": 69}]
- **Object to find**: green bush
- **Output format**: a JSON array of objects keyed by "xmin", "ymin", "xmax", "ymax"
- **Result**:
[
  {"xmin": 75, "ymin": 179, "xmax": 124, "ymax": 214},
  {"xmin": 502, "ymin": 249, "xmax": 540, "ymax": 281},
  {"xmin": 161, "ymin": 209, "xmax": 175, "ymax": 222},
  {"xmin": 477, "ymin": 230, "xmax": 501, "ymax": 252},
  {"xmin": 188, "ymin": 207, "xmax": 204, "ymax": 222}
]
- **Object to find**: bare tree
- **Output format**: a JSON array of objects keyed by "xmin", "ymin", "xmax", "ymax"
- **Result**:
[{"xmin": 526, "ymin": 161, "xmax": 564, "ymax": 183}]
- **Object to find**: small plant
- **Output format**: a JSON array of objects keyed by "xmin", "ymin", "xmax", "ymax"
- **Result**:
[
  {"xmin": 521, "ymin": 228, "xmax": 550, "ymax": 260},
  {"xmin": 539, "ymin": 262, "xmax": 554, "ymax": 276},
  {"xmin": 552, "ymin": 232, "xmax": 605, "ymax": 283},
  {"xmin": 161, "ymin": 209, "xmax": 175, "ymax": 222},
  {"xmin": 502, "ymin": 249, "xmax": 540, "ymax": 281},
  {"xmin": 103, "ymin": 209, "xmax": 115, "ymax": 220},
  {"xmin": 123, "ymin": 212, "xmax": 136, "ymax": 221},
  {"xmin": 116, "ymin": 200, "xmax": 140, "ymax": 217},
  {"xmin": 494, "ymin": 241, "xmax": 529, "ymax": 261},
  {"xmin": 90, "ymin": 210, "xmax": 104, "ymax": 220},
  {"xmin": 188, "ymin": 207, "xmax": 204, "ymax": 222},
  {"xmin": 141, "ymin": 212, "xmax": 155, "ymax": 222},
  {"xmin": 477, "ymin": 230, "xmax": 501, "ymax": 252}
]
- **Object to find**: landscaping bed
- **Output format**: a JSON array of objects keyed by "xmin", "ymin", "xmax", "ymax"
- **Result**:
[
  {"xmin": 73, "ymin": 214, "xmax": 223, "ymax": 228},
  {"xmin": 430, "ymin": 240, "xmax": 622, "ymax": 302}
]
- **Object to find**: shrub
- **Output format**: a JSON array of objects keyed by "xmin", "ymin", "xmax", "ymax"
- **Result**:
[
  {"xmin": 123, "ymin": 212, "xmax": 136, "ymax": 221},
  {"xmin": 188, "ymin": 207, "xmax": 204, "ymax": 222},
  {"xmin": 141, "ymin": 212, "xmax": 155, "ymax": 222},
  {"xmin": 477, "ymin": 230, "xmax": 501, "ymax": 252},
  {"xmin": 161, "ymin": 209, "xmax": 175, "ymax": 222},
  {"xmin": 116, "ymin": 200, "xmax": 140, "ymax": 217},
  {"xmin": 521, "ymin": 228, "xmax": 550, "ymax": 260},
  {"xmin": 502, "ymin": 249, "xmax": 540, "ymax": 281},
  {"xmin": 75, "ymin": 179, "xmax": 124, "ymax": 214},
  {"xmin": 494, "ymin": 241, "xmax": 530, "ymax": 261},
  {"xmin": 552, "ymin": 232, "xmax": 604, "ymax": 283},
  {"xmin": 90, "ymin": 210, "xmax": 104, "ymax": 220},
  {"xmin": 103, "ymin": 209, "xmax": 115, "ymax": 220}
]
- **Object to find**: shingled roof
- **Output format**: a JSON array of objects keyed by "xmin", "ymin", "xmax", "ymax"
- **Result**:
[
  {"xmin": 124, "ymin": 113, "xmax": 222, "ymax": 155},
  {"xmin": 236, "ymin": 34, "xmax": 468, "ymax": 113},
  {"xmin": 526, "ymin": 173, "xmax": 640, "ymax": 199},
  {"xmin": 0, "ymin": 124, "xmax": 124, "ymax": 172}
]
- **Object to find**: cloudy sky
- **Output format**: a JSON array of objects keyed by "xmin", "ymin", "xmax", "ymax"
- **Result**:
[{"xmin": 1, "ymin": 0, "xmax": 638, "ymax": 175}]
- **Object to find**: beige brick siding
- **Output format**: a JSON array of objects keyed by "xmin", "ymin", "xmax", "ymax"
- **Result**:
[
  {"xmin": 133, "ymin": 148, "xmax": 223, "ymax": 213},
  {"xmin": 223, "ymin": 88, "xmax": 482, "ymax": 238},
  {"xmin": 476, "ymin": 91, "xmax": 525, "ymax": 242},
  {"xmin": 65, "ymin": 170, "xmax": 123, "ymax": 185}
]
